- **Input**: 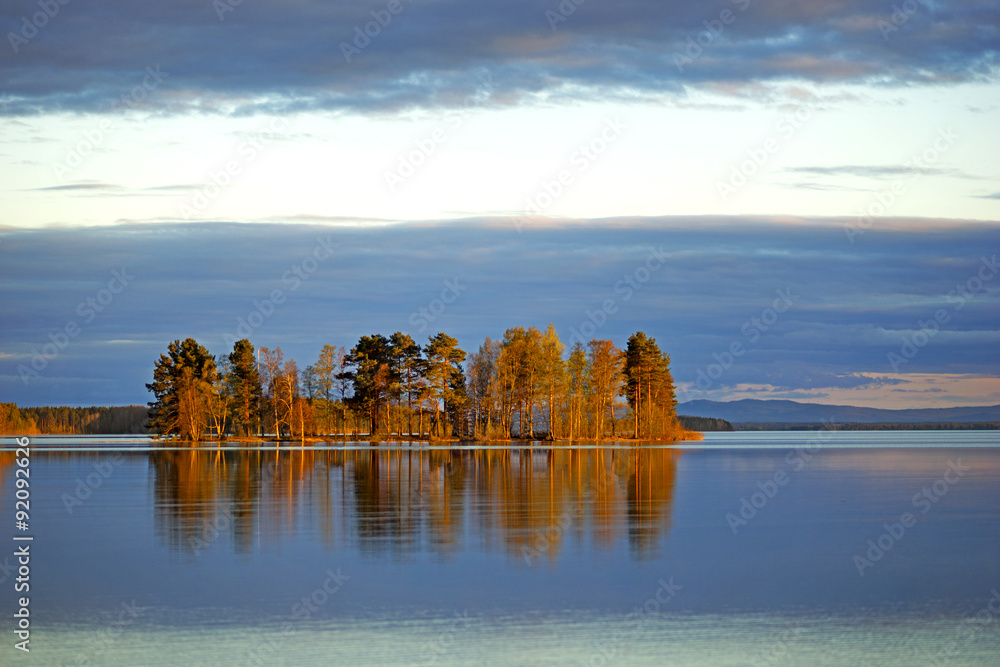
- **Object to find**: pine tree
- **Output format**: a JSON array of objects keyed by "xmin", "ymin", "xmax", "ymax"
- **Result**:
[
  {"xmin": 344, "ymin": 334, "xmax": 393, "ymax": 435},
  {"xmin": 146, "ymin": 338, "xmax": 217, "ymax": 441},
  {"xmin": 623, "ymin": 332, "xmax": 680, "ymax": 439},
  {"xmin": 423, "ymin": 332, "xmax": 466, "ymax": 438},
  {"xmin": 390, "ymin": 332, "xmax": 424, "ymax": 436},
  {"xmin": 227, "ymin": 339, "xmax": 262, "ymax": 438}
]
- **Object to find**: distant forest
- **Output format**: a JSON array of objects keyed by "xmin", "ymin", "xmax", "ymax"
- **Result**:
[
  {"xmin": 677, "ymin": 416, "xmax": 734, "ymax": 432},
  {"xmin": 0, "ymin": 404, "xmax": 148, "ymax": 435},
  {"xmin": 144, "ymin": 326, "xmax": 696, "ymax": 443}
]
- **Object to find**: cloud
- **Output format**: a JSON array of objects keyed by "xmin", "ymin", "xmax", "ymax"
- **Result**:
[
  {"xmin": 28, "ymin": 183, "xmax": 208, "ymax": 198},
  {"xmin": 31, "ymin": 182, "xmax": 123, "ymax": 192},
  {"xmin": 778, "ymin": 181, "xmax": 875, "ymax": 192},
  {"xmin": 141, "ymin": 184, "xmax": 202, "ymax": 192},
  {"xmin": 760, "ymin": 372, "xmax": 910, "ymax": 391},
  {"xmin": 1, "ymin": 1, "xmax": 997, "ymax": 116},
  {"xmin": 783, "ymin": 165, "xmax": 975, "ymax": 179},
  {"xmin": 1, "ymin": 216, "xmax": 998, "ymax": 406}
]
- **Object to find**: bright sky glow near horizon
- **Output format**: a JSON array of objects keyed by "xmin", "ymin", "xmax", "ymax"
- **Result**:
[
  {"xmin": 1, "ymin": 0, "xmax": 998, "ymax": 409},
  {"xmin": 4, "ymin": 84, "xmax": 1000, "ymax": 226}
]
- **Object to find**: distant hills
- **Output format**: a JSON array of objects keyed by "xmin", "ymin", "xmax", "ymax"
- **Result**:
[{"xmin": 678, "ymin": 399, "xmax": 1000, "ymax": 426}]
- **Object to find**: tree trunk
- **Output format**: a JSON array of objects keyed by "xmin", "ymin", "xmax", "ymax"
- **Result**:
[{"xmin": 635, "ymin": 380, "xmax": 640, "ymax": 439}]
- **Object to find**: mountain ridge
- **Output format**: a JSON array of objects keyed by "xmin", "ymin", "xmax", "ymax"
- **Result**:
[{"xmin": 677, "ymin": 398, "xmax": 1000, "ymax": 424}]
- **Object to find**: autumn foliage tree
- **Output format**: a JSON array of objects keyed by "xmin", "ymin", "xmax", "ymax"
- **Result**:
[
  {"xmin": 0, "ymin": 404, "xmax": 38, "ymax": 435},
  {"xmin": 586, "ymin": 339, "xmax": 624, "ymax": 439},
  {"xmin": 565, "ymin": 342, "xmax": 588, "ymax": 439},
  {"xmin": 310, "ymin": 344, "xmax": 340, "ymax": 435},
  {"xmin": 462, "ymin": 327, "xmax": 686, "ymax": 441},
  {"xmin": 538, "ymin": 323, "xmax": 567, "ymax": 438},
  {"xmin": 466, "ymin": 337, "xmax": 502, "ymax": 438}
]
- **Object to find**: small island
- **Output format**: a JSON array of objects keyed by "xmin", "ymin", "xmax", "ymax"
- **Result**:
[{"xmin": 143, "ymin": 326, "xmax": 701, "ymax": 444}]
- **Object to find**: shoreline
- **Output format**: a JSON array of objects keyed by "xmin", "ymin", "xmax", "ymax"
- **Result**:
[{"xmin": 132, "ymin": 430, "xmax": 705, "ymax": 446}]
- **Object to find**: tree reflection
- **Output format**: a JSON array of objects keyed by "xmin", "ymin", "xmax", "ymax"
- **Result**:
[{"xmin": 149, "ymin": 446, "xmax": 681, "ymax": 562}]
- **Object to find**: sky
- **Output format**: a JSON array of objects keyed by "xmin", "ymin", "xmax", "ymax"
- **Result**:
[{"xmin": 0, "ymin": 0, "xmax": 998, "ymax": 409}]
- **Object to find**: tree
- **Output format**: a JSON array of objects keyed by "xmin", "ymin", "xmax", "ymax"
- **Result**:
[
  {"xmin": 274, "ymin": 358, "xmax": 300, "ymax": 439},
  {"xmin": 390, "ymin": 332, "xmax": 423, "ymax": 436},
  {"xmin": 465, "ymin": 338, "xmax": 500, "ymax": 438},
  {"xmin": 566, "ymin": 342, "xmax": 588, "ymax": 440},
  {"xmin": 206, "ymin": 354, "xmax": 232, "ymax": 439},
  {"xmin": 291, "ymin": 394, "xmax": 314, "ymax": 441},
  {"xmin": 312, "ymin": 344, "xmax": 339, "ymax": 435},
  {"xmin": 499, "ymin": 326, "xmax": 542, "ymax": 437},
  {"xmin": 332, "ymin": 346, "xmax": 352, "ymax": 436},
  {"xmin": 423, "ymin": 332, "xmax": 466, "ymax": 438},
  {"xmin": 139, "ymin": 325, "xmax": 690, "ymax": 444},
  {"xmin": 624, "ymin": 332, "xmax": 653, "ymax": 439},
  {"xmin": 0, "ymin": 404, "xmax": 38, "ymax": 435},
  {"xmin": 494, "ymin": 336, "xmax": 519, "ymax": 436},
  {"xmin": 227, "ymin": 339, "xmax": 262, "ymax": 438},
  {"xmin": 146, "ymin": 338, "xmax": 217, "ymax": 441},
  {"xmin": 586, "ymin": 339, "xmax": 623, "ymax": 440},
  {"xmin": 649, "ymin": 351, "xmax": 679, "ymax": 438},
  {"xmin": 344, "ymin": 334, "xmax": 394, "ymax": 434},
  {"xmin": 623, "ymin": 332, "xmax": 680, "ymax": 439},
  {"xmin": 537, "ymin": 323, "xmax": 566, "ymax": 438},
  {"xmin": 254, "ymin": 347, "xmax": 306, "ymax": 440},
  {"xmin": 302, "ymin": 364, "xmax": 319, "ymax": 400},
  {"xmin": 258, "ymin": 346, "xmax": 285, "ymax": 436}
]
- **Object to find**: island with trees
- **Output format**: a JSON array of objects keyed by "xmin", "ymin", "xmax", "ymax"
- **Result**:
[{"xmin": 144, "ymin": 325, "xmax": 700, "ymax": 443}]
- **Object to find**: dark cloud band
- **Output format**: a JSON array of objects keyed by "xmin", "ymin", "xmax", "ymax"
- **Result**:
[
  {"xmin": 2, "ymin": 0, "xmax": 997, "ymax": 115},
  {"xmin": 1, "ymin": 217, "xmax": 997, "ymax": 406}
]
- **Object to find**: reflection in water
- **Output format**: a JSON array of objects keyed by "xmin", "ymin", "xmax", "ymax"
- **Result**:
[
  {"xmin": 4, "ymin": 436, "xmax": 1000, "ymax": 666},
  {"xmin": 150, "ymin": 446, "xmax": 680, "ymax": 562},
  {"xmin": 0, "ymin": 451, "xmax": 16, "ymax": 499}
]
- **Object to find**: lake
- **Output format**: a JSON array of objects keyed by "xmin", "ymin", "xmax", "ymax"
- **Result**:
[{"xmin": 1, "ymin": 431, "xmax": 998, "ymax": 665}]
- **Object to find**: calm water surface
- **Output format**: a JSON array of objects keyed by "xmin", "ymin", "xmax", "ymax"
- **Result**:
[{"xmin": 1, "ymin": 431, "xmax": 998, "ymax": 665}]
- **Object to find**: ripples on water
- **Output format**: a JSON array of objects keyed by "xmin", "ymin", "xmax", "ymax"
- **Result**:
[{"xmin": 0, "ymin": 432, "xmax": 998, "ymax": 665}]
